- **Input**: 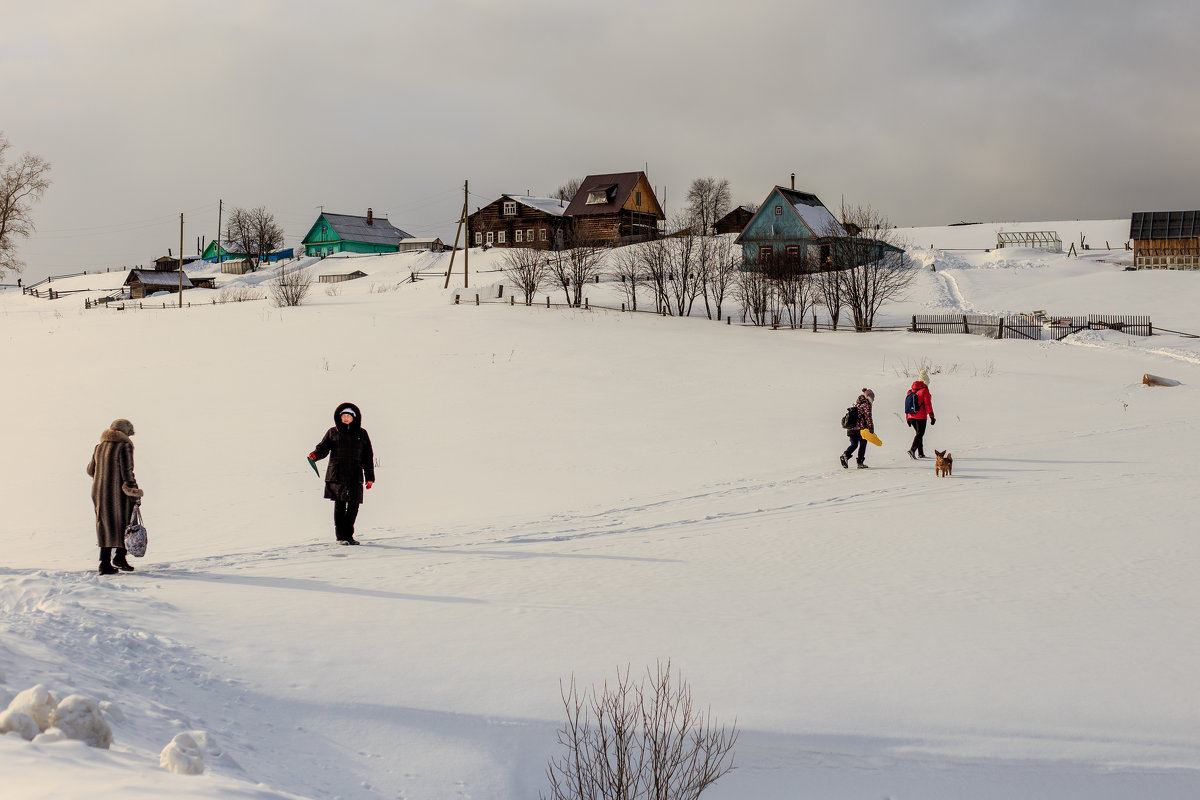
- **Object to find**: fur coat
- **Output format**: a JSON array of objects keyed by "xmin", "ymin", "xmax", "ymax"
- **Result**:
[
  {"xmin": 87, "ymin": 429, "xmax": 142, "ymax": 548},
  {"xmin": 312, "ymin": 402, "xmax": 375, "ymax": 504}
]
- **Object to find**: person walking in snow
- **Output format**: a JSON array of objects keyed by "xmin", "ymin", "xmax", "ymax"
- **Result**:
[
  {"xmin": 308, "ymin": 403, "xmax": 375, "ymax": 545},
  {"xmin": 87, "ymin": 418, "xmax": 143, "ymax": 574},
  {"xmin": 840, "ymin": 388, "xmax": 876, "ymax": 470},
  {"xmin": 905, "ymin": 369, "xmax": 936, "ymax": 459}
]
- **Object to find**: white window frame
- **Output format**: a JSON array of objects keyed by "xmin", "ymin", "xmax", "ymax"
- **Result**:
[
  {"xmin": 475, "ymin": 232, "xmax": 482, "ymax": 245},
  {"xmin": 527, "ymin": 229, "xmax": 534, "ymax": 242},
  {"xmin": 486, "ymin": 231, "xmax": 494, "ymax": 244},
  {"xmin": 515, "ymin": 229, "xmax": 523, "ymax": 243},
  {"xmin": 539, "ymin": 228, "xmax": 547, "ymax": 241},
  {"xmin": 503, "ymin": 201, "xmax": 517, "ymax": 216},
  {"xmin": 497, "ymin": 231, "xmax": 506, "ymax": 244}
]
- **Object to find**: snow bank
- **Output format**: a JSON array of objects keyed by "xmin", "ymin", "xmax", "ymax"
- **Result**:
[
  {"xmin": 160, "ymin": 731, "xmax": 206, "ymax": 775},
  {"xmin": 50, "ymin": 694, "xmax": 112, "ymax": 749},
  {"xmin": 6, "ymin": 685, "xmax": 58, "ymax": 732},
  {"xmin": 0, "ymin": 709, "xmax": 39, "ymax": 740}
]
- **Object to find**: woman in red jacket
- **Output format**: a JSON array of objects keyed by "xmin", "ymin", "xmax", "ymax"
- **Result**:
[{"xmin": 905, "ymin": 371, "xmax": 935, "ymax": 459}]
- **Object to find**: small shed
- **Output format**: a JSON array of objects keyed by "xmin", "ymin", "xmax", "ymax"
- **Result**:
[
  {"xmin": 153, "ymin": 255, "xmax": 202, "ymax": 271},
  {"xmin": 319, "ymin": 270, "xmax": 368, "ymax": 284},
  {"xmin": 124, "ymin": 269, "xmax": 194, "ymax": 299},
  {"xmin": 1130, "ymin": 210, "xmax": 1200, "ymax": 270},
  {"xmin": 396, "ymin": 237, "xmax": 445, "ymax": 252},
  {"xmin": 714, "ymin": 205, "xmax": 757, "ymax": 235},
  {"xmin": 221, "ymin": 258, "xmax": 253, "ymax": 275}
]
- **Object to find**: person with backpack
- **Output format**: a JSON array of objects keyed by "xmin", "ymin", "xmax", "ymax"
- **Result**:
[
  {"xmin": 87, "ymin": 418, "xmax": 143, "ymax": 574},
  {"xmin": 308, "ymin": 402, "xmax": 375, "ymax": 545},
  {"xmin": 905, "ymin": 369, "xmax": 936, "ymax": 459},
  {"xmin": 840, "ymin": 388, "xmax": 876, "ymax": 469}
]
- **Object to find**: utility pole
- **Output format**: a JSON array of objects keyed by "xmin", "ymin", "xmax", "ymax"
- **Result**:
[
  {"xmin": 178, "ymin": 213, "xmax": 184, "ymax": 308},
  {"xmin": 216, "ymin": 199, "xmax": 223, "ymax": 264},
  {"xmin": 443, "ymin": 180, "xmax": 471, "ymax": 289}
]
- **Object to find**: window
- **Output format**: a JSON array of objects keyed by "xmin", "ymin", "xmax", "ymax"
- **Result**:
[
  {"xmin": 785, "ymin": 245, "xmax": 800, "ymax": 258},
  {"xmin": 636, "ymin": 190, "xmax": 642, "ymax": 206},
  {"xmin": 758, "ymin": 246, "xmax": 773, "ymax": 263},
  {"xmin": 486, "ymin": 231, "xmax": 494, "ymax": 244},
  {"xmin": 539, "ymin": 228, "xmax": 547, "ymax": 241},
  {"xmin": 586, "ymin": 190, "xmax": 608, "ymax": 205},
  {"xmin": 527, "ymin": 229, "xmax": 534, "ymax": 242},
  {"xmin": 819, "ymin": 243, "xmax": 830, "ymax": 264},
  {"xmin": 475, "ymin": 232, "xmax": 482, "ymax": 245},
  {"xmin": 515, "ymin": 229, "xmax": 523, "ymax": 243},
  {"xmin": 497, "ymin": 231, "xmax": 506, "ymax": 244},
  {"xmin": 774, "ymin": 205, "xmax": 783, "ymax": 216},
  {"xmin": 503, "ymin": 201, "xmax": 516, "ymax": 216}
]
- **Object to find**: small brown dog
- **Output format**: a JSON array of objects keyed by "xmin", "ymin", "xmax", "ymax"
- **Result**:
[{"xmin": 935, "ymin": 450, "xmax": 953, "ymax": 477}]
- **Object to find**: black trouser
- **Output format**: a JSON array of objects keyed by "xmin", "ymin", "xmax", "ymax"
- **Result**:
[
  {"xmin": 909, "ymin": 418, "xmax": 928, "ymax": 456},
  {"xmin": 334, "ymin": 500, "xmax": 360, "ymax": 541},
  {"xmin": 100, "ymin": 547, "xmax": 128, "ymax": 565},
  {"xmin": 843, "ymin": 431, "xmax": 868, "ymax": 463}
]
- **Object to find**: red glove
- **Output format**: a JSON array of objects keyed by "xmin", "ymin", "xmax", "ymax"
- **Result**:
[
  {"xmin": 307, "ymin": 452, "xmax": 317, "ymax": 460},
  {"xmin": 365, "ymin": 481, "xmax": 373, "ymax": 490}
]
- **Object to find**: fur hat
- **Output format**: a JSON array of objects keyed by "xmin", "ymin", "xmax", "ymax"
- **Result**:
[
  {"xmin": 110, "ymin": 419, "xmax": 135, "ymax": 436},
  {"xmin": 861, "ymin": 388, "xmax": 875, "ymax": 403},
  {"xmin": 918, "ymin": 368, "xmax": 930, "ymax": 384}
]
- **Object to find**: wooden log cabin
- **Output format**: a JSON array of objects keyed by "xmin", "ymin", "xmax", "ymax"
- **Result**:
[
  {"xmin": 1130, "ymin": 210, "xmax": 1200, "ymax": 270},
  {"xmin": 467, "ymin": 194, "xmax": 570, "ymax": 249},
  {"xmin": 562, "ymin": 172, "xmax": 664, "ymax": 245}
]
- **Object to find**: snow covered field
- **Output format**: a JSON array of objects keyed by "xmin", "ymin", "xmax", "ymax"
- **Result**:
[{"xmin": 3, "ymin": 221, "xmax": 1200, "ymax": 799}]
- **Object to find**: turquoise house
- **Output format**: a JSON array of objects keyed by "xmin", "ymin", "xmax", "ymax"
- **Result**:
[
  {"xmin": 301, "ymin": 209, "xmax": 411, "ymax": 257},
  {"xmin": 201, "ymin": 241, "xmax": 245, "ymax": 262},
  {"xmin": 735, "ymin": 185, "xmax": 845, "ymax": 267}
]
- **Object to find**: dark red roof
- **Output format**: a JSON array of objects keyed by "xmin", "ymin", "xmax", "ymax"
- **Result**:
[{"xmin": 563, "ymin": 172, "xmax": 663, "ymax": 219}]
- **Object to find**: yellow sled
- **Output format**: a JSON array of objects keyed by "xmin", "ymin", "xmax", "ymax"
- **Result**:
[{"xmin": 860, "ymin": 429, "xmax": 882, "ymax": 447}]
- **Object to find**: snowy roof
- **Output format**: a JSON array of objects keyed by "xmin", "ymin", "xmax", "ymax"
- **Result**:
[
  {"xmin": 777, "ymin": 186, "xmax": 844, "ymax": 237},
  {"xmin": 319, "ymin": 213, "xmax": 412, "ymax": 247},
  {"xmin": 125, "ymin": 269, "xmax": 194, "ymax": 288},
  {"xmin": 507, "ymin": 195, "xmax": 569, "ymax": 217}
]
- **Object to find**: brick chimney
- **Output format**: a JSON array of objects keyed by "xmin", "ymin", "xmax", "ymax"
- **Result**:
[{"xmin": 366, "ymin": 208, "xmax": 374, "ymax": 226}]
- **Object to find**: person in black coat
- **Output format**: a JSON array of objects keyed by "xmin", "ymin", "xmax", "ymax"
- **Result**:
[{"xmin": 308, "ymin": 402, "xmax": 375, "ymax": 544}]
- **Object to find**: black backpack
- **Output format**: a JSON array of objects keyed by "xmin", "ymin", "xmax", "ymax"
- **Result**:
[
  {"xmin": 904, "ymin": 389, "xmax": 922, "ymax": 416},
  {"xmin": 840, "ymin": 405, "xmax": 859, "ymax": 429}
]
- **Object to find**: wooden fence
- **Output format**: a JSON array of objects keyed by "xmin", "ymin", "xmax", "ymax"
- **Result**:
[{"xmin": 911, "ymin": 314, "xmax": 1152, "ymax": 340}]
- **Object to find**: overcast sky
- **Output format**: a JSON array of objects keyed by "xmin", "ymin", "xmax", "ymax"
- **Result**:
[{"xmin": 5, "ymin": 0, "xmax": 1198, "ymax": 280}]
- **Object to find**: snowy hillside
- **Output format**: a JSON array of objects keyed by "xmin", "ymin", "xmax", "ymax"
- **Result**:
[{"xmin": 3, "ymin": 222, "xmax": 1200, "ymax": 799}]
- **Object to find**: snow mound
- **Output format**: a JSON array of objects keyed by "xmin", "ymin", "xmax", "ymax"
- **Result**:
[
  {"xmin": 0, "ymin": 709, "xmax": 39, "ymax": 740},
  {"xmin": 50, "ymin": 694, "xmax": 112, "ymax": 749},
  {"xmin": 160, "ymin": 731, "xmax": 206, "ymax": 775},
  {"xmin": 6, "ymin": 684, "xmax": 59, "ymax": 732},
  {"xmin": 32, "ymin": 727, "xmax": 67, "ymax": 744}
]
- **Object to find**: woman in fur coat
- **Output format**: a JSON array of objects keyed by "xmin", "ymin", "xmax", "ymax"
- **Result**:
[
  {"xmin": 87, "ymin": 419, "xmax": 143, "ymax": 574},
  {"xmin": 309, "ymin": 403, "xmax": 375, "ymax": 545}
]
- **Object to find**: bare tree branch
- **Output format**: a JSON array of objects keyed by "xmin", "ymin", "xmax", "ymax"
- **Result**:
[{"xmin": 0, "ymin": 132, "xmax": 52, "ymax": 279}]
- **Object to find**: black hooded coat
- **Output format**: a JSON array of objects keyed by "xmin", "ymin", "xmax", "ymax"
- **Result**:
[{"xmin": 312, "ymin": 402, "xmax": 375, "ymax": 504}]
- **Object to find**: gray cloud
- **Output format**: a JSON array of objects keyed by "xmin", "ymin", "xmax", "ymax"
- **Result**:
[{"xmin": 5, "ymin": 0, "xmax": 1198, "ymax": 279}]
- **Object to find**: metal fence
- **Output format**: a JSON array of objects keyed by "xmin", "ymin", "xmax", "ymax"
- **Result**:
[{"xmin": 910, "ymin": 314, "xmax": 1152, "ymax": 340}]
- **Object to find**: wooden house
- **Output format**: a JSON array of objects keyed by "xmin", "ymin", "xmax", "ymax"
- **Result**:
[
  {"xmin": 713, "ymin": 205, "xmax": 757, "ymax": 235},
  {"xmin": 301, "ymin": 209, "xmax": 411, "ymax": 257},
  {"xmin": 201, "ymin": 241, "xmax": 245, "ymax": 263},
  {"xmin": 124, "ymin": 269, "xmax": 194, "ymax": 299},
  {"xmin": 562, "ymin": 172, "xmax": 664, "ymax": 245},
  {"xmin": 1130, "ymin": 210, "xmax": 1200, "ymax": 270},
  {"xmin": 397, "ymin": 237, "xmax": 446, "ymax": 253},
  {"xmin": 467, "ymin": 194, "xmax": 570, "ymax": 249},
  {"xmin": 735, "ymin": 185, "xmax": 845, "ymax": 267},
  {"xmin": 152, "ymin": 255, "xmax": 202, "ymax": 271}
]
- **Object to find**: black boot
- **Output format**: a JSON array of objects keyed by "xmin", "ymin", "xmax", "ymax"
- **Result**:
[
  {"xmin": 856, "ymin": 460, "xmax": 870, "ymax": 469},
  {"xmin": 99, "ymin": 548, "xmax": 118, "ymax": 575},
  {"xmin": 113, "ymin": 548, "xmax": 135, "ymax": 572}
]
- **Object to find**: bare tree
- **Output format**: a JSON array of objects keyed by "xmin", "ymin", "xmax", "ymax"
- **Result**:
[
  {"xmin": 542, "ymin": 660, "xmax": 738, "ymax": 800},
  {"xmin": 684, "ymin": 177, "xmax": 731, "ymax": 237},
  {"xmin": 664, "ymin": 220, "xmax": 703, "ymax": 317},
  {"xmin": 770, "ymin": 248, "xmax": 817, "ymax": 328},
  {"xmin": 813, "ymin": 268, "xmax": 843, "ymax": 331},
  {"xmin": 735, "ymin": 253, "xmax": 774, "ymax": 326},
  {"xmin": 698, "ymin": 235, "xmax": 739, "ymax": 321},
  {"xmin": 501, "ymin": 246, "xmax": 548, "ymax": 305},
  {"xmin": 829, "ymin": 204, "xmax": 914, "ymax": 331},
  {"xmin": 270, "ymin": 263, "xmax": 312, "ymax": 307},
  {"xmin": 563, "ymin": 224, "xmax": 607, "ymax": 306},
  {"xmin": 225, "ymin": 206, "xmax": 285, "ymax": 270},
  {"xmin": 553, "ymin": 177, "xmax": 584, "ymax": 204},
  {"xmin": 0, "ymin": 133, "xmax": 52, "ymax": 279},
  {"xmin": 637, "ymin": 238, "xmax": 670, "ymax": 314},
  {"xmin": 610, "ymin": 244, "xmax": 646, "ymax": 312}
]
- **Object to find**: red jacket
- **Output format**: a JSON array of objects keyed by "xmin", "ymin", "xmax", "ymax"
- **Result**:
[{"xmin": 905, "ymin": 381, "xmax": 934, "ymax": 420}]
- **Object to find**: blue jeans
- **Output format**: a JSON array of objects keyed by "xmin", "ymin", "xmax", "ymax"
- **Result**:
[{"xmin": 843, "ymin": 431, "xmax": 867, "ymax": 463}]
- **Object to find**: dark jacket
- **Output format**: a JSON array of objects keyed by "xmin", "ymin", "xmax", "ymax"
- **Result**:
[
  {"xmin": 849, "ymin": 394, "xmax": 875, "ymax": 432},
  {"xmin": 313, "ymin": 402, "xmax": 375, "ymax": 504},
  {"xmin": 905, "ymin": 381, "xmax": 934, "ymax": 421},
  {"xmin": 87, "ymin": 429, "xmax": 142, "ymax": 548}
]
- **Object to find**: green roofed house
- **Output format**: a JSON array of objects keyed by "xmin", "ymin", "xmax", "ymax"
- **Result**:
[{"xmin": 302, "ymin": 208, "xmax": 412, "ymax": 257}]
